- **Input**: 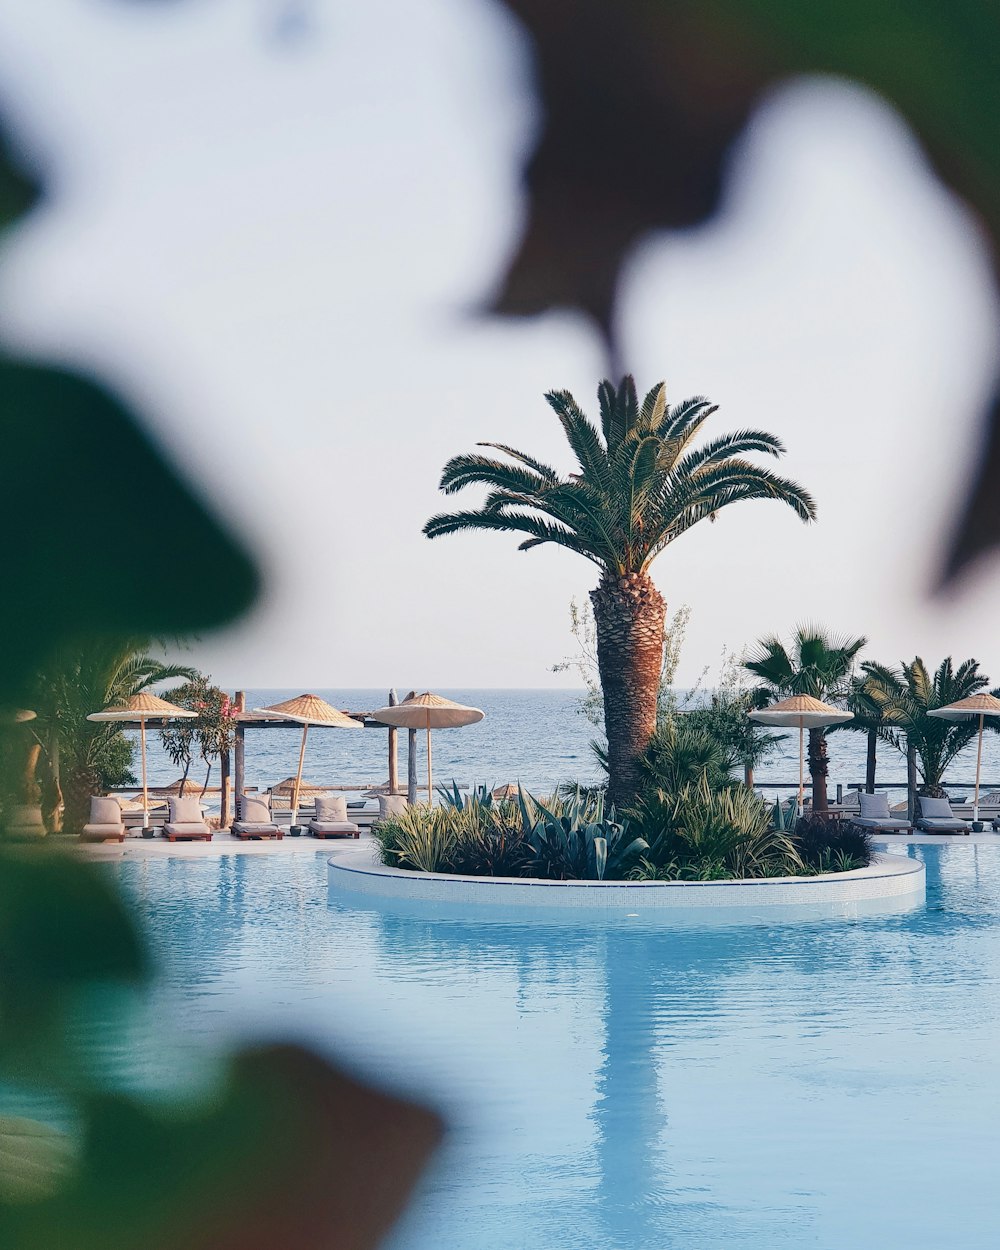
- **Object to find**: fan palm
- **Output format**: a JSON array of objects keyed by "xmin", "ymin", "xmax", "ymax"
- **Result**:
[
  {"xmin": 840, "ymin": 669, "xmax": 901, "ymax": 794},
  {"xmin": 744, "ymin": 627, "xmax": 866, "ymax": 812},
  {"xmin": 860, "ymin": 656, "xmax": 1000, "ymax": 795},
  {"xmin": 424, "ymin": 375, "xmax": 815, "ymax": 808},
  {"xmin": 29, "ymin": 637, "xmax": 196, "ymax": 831}
]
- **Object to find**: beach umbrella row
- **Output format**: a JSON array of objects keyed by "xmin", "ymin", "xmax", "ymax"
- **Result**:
[{"xmin": 87, "ymin": 692, "xmax": 196, "ymax": 828}]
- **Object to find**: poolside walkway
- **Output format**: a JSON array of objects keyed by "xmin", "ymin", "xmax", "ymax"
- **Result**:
[{"xmin": 76, "ymin": 830, "xmax": 379, "ymax": 860}]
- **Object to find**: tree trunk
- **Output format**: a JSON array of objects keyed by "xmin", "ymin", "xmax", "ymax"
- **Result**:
[
  {"xmin": 906, "ymin": 738, "xmax": 917, "ymax": 821},
  {"xmin": 62, "ymin": 765, "xmax": 99, "ymax": 835},
  {"xmin": 220, "ymin": 747, "xmax": 231, "ymax": 828},
  {"xmin": 866, "ymin": 729, "xmax": 877, "ymax": 793},
  {"xmin": 590, "ymin": 571, "xmax": 665, "ymax": 811},
  {"xmin": 807, "ymin": 727, "xmax": 829, "ymax": 812},
  {"xmin": 744, "ymin": 763, "xmax": 754, "ymax": 789}
]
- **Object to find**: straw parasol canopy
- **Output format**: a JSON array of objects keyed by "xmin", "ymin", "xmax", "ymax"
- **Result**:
[
  {"xmin": 929, "ymin": 693, "xmax": 1000, "ymax": 820},
  {"xmin": 372, "ymin": 692, "xmax": 484, "ymax": 805},
  {"xmin": 270, "ymin": 776, "xmax": 329, "ymax": 795},
  {"xmin": 87, "ymin": 692, "xmax": 197, "ymax": 827},
  {"xmin": 150, "ymin": 777, "xmax": 219, "ymax": 796},
  {"xmin": 254, "ymin": 694, "xmax": 362, "ymax": 821},
  {"xmin": 492, "ymin": 783, "xmax": 520, "ymax": 800},
  {"xmin": 1, "ymin": 708, "xmax": 36, "ymax": 724},
  {"xmin": 749, "ymin": 695, "xmax": 853, "ymax": 816}
]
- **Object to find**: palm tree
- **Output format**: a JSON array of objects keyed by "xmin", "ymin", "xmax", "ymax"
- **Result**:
[
  {"xmin": 745, "ymin": 627, "xmax": 866, "ymax": 812},
  {"xmin": 30, "ymin": 637, "xmax": 196, "ymax": 832},
  {"xmin": 424, "ymin": 376, "xmax": 815, "ymax": 808},
  {"xmin": 861, "ymin": 656, "xmax": 1000, "ymax": 796},
  {"xmin": 839, "ymin": 669, "xmax": 901, "ymax": 794}
]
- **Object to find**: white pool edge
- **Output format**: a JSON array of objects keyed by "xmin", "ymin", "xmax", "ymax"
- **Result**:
[{"xmin": 326, "ymin": 846, "xmax": 925, "ymax": 915}]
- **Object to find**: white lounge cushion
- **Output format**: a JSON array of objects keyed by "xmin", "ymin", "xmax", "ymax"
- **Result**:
[
  {"xmin": 854, "ymin": 817, "xmax": 911, "ymax": 830},
  {"xmin": 167, "ymin": 795, "xmax": 204, "ymax": 823},
  {"xmin": 89, "ymin": 796, "xmax": 123, "ymax": 825},
  {"xmin": 239, "ymin": 794, "xmax": 271, "ymax": 822},
  {"xmin": 309, "ymin": 820, "xmax": 358, "ymax": 834},
  {"xmin": 379, "ymin": 794, "xmax": 408, "ymax": 819},
  {"xmin": 859, "ymin": 792, "xmax": 891, "ymax": 820},
  {"xmin": 919, "ymin": 797, "xmax": 955, "ymax": 820},
  {"xmin": 314, "ymin": 795, "xmax": 348, "ymax": 822},
  {"xmin": 918, "ymin": 816, "xmax": 969, "ymax": 829},
  {"xmin": 232, "ymin": 822, "xmax": 278, "ymax": 834},
  {"xmin": 163, "ymin": 821, "xmax": 211, "ymax": 835},
  {"xmin": 82, "ymin": 823, "xmax": 125, "ymax": 837}
]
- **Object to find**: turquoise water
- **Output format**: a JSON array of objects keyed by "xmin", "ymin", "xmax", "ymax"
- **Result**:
[{"xmin": 107, "ymin": 844, "xmax": 1000, "ymax": 1249}]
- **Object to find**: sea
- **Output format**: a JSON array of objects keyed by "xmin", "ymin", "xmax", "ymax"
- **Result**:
[{"xmin": 130, "ymin": 688, "xmax": 1000, "ymax": 803}]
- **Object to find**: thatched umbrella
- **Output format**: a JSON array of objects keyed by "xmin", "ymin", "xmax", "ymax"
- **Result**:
[
  {"xmin": 749, "ymin": 695, "xmax": 852, "ymax": 817},
  {"xmin": 492, "ymin": 783, "xmax": 519, "ymax": 800},
  {"xmin": 929, "ymin": 692, "xmax": 1000, "ymax": 821},
  {"xmin": 372, "ymin": 692, "xmax": 484, "ymax": 806},
  {"xmin": 254, "ymin": 694, "xmax": 362, "ymax": 823},
  {"xmin": 87, "ymin": 692, "xmax": 197, "ymax": 828}
]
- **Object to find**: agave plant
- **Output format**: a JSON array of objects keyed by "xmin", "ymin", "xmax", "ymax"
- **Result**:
[{"xmin": 520, "ymin": 789, "xmax": 647, "ymax": 881}]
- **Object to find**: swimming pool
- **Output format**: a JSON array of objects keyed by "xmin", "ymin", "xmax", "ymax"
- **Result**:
[{"xmin": 111, "ymin": 844, "xmax": 1000, "ymax": 1249}]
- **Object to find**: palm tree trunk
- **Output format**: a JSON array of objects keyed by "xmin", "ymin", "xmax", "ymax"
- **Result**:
[
  {"xmin": 866, "ymin": 729, "xmax": 877, "ymax": 793},
  {"xmin": 590, "ymin": 572, "xmax": 665, "ymax": 811},
  {"xmin": 807, "ymin": 727, "xmax": 829, "ymax": 813},
  {"xmin": 63, "ymin": 765, "xmax": 99, "ymax": 835}
]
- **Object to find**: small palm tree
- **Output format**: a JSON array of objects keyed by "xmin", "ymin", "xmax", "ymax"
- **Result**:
[
  {"xmin": 745, "ymin": 627, "xmax": 866, "ymax": 811},
  {"xmin": 30, "ymin": 637, "xmax": 196, "ymax": 831},
  {"xmin": 839, "ymin": 670, "xmax": 901, "ymax": 794},
  {"xmin": 425, "ymin": 376, "xmax": 815, "ymax": 808},
  {"xmin": 861, "ymin": 656, "xmax": 1000, "ymax": 795}
]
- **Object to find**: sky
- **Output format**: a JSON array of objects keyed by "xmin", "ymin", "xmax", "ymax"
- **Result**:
[{"xmin": 0, "ymin": 0, "xmax": 999, "ymax": 690}]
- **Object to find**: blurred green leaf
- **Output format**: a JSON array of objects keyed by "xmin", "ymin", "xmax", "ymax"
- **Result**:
[
  {"xmin": 0, "ymin": 1045, "xmax": 444, "ymax": 1250},
  {"xmin": 0, "ymin": 849, "xmax": 148, "ymax": 1074},
  {"xmin": 0, "ymin": 1118, "xmax": 74, "ymax": 1203}
]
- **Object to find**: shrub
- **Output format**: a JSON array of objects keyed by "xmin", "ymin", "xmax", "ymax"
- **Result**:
[
  {"xmin": 373, "ymin": 806, "xmax": 458, "ymax": 873},
  {"xmin": 793, "ymin": 816, "xmax": 872, "ymax": 872},
  {"xmin": 633, "ymin": 775, "xmax": 805, "ymax": 880},
  {"xmin": 636, "ymin": 719, "xmax": 733, "ymax": 795}
]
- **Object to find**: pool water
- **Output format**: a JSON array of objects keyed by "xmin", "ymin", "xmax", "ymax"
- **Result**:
[{"xmin": 110, "ymin": 845, "xmax": 1000, "ymax": 1249}]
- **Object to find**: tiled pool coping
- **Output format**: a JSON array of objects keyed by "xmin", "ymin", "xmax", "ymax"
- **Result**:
[{"xmin": 326, "ymin": 845, "xmax": 926, "ymax": 919}]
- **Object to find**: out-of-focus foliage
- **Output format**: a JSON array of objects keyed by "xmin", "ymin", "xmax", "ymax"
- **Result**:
[
  {"xmin": 27, "ymin": 639, "xmax": 197, "ymax": 832},
  {"xmin": 0, "ymin": 118, "xmax": 440, "ymax": 1248},
  {"xmin": 498, "ymin": 0, "xmax": 1000, "ymax": 580}
]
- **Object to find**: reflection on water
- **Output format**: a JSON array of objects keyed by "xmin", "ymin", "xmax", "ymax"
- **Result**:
[{"xmin": 100, "ymin": 846, "xmax": 1000, "ymax": 1249}]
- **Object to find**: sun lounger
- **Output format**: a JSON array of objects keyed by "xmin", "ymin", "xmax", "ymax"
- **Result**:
[
  {"xmin": 81, "ymin": 795, "xmax": 126, "ymax": 842},
  {"xmin": 161, "ymin": 795, "xmax": 213, "ymax": 842},
  {"xmin": 915, "ymin": 796, "xmax": 971, "ymax": 835},
  {"xmin": 851, "ymin": 791, "xmax": 912, "ymax": 832},
  {"xmin": 309, "ymin": 795, "xmax": 360, "ymax": 840},
  {"xmin": 231, "ymin": 794, "xmax": 283, "ymax": 840}
]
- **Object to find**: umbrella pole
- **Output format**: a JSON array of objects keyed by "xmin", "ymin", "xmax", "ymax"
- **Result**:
[
  {"xmin": 140, "ymin": 715, "xmax": 149, "ymax": 829},
  {"xmin": 292, "ymin": 724, "xmax": 309, "ymax": 825},
  {"xmin": 798, "ymin": 723, "xmax": 804, "ymax": 818},
  {"xmin": 974, "ymin": 712, "xmax": 984, "ymax": 822},
  {"xmin": 426, "ymin": 721, "xmax": 433, "ymax": 807}
]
